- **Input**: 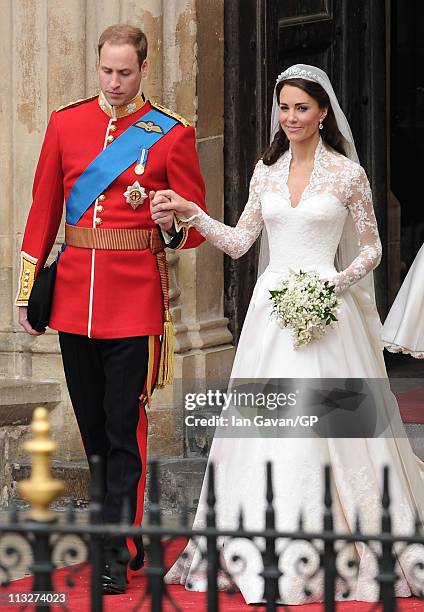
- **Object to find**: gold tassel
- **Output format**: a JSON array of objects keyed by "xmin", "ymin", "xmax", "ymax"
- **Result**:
[
  {"xmin": 146, "ymin": 335, "xmax": 155, "ymax": 406},
  {"xmin": 157, "ymin": 309, "xmax": 174, "ymax": 388}
]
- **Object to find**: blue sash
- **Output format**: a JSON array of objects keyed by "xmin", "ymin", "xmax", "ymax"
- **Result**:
[{"xmin": 66, "ymin": 109, "xmax": 178, "ymax": 225}]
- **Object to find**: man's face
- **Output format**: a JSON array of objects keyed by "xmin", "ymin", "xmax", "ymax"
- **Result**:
[{"xmin": 99, "ymin": 41, "xmax": 147, "ymax": 107}]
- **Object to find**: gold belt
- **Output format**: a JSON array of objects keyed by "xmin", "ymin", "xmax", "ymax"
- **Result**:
[{"xmin": 64, "ymin": 223, "xmax": 164, "ymax": 254}]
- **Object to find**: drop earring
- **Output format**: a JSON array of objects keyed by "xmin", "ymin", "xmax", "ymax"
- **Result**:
[{"xmin": 319, "ymin": 120, "xmax": 324, "ymax": 130}]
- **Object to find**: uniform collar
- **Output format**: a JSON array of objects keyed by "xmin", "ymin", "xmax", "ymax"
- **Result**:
[{"xmin": 98, "ymin": 91, "xmax": 146, "ymax": 119}]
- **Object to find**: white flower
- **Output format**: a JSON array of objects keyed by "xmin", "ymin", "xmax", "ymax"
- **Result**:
[{"xmin": 269, "ymin": 271, "xmax": 340, "ymax": 349}]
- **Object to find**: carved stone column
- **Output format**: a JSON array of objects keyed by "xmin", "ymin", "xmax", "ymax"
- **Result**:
[{"xmin": 148, "ymin": 0, "xmax": 233, "ymax": 462}]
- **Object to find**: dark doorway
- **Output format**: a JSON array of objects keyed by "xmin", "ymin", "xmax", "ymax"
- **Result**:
[
  {"xmin": 390, "ymin": 0, "xmax": 424, "ymax": 277},
  {"xmin": 224, "ymin": 0, "xmax": 388, "ymax": 342}
]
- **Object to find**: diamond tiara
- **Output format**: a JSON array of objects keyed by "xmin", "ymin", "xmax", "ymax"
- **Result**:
[{"xmin": 276, "ymin": 66, "xmax": 326, "ymax": 87}]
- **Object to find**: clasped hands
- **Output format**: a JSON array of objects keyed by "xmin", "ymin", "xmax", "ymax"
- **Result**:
[{"xmin": 149, "ymin": 190, "xmax": 197, "ymax": 232}]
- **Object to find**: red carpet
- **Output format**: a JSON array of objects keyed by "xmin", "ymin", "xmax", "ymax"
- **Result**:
[
  {"xmin": 4, "ymin": 538, "xmax": 424, "ymax": 610},
  {"xmin": 397, "ymin": 389, "xmax": 424, "ymax": 424}
]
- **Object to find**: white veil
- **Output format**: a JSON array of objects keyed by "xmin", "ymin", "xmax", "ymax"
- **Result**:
[{"xmin": 258, "ymin": 64, "xmax": 384, "ymax": 365}]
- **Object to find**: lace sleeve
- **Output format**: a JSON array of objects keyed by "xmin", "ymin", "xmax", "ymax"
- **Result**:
[
  {"xmin": 179, "ymin": 161, "xmax": 265, "ymax": 259},
  {"xmin": 332, "ymin": 166, "xmax": 382, "ymax": 294}
]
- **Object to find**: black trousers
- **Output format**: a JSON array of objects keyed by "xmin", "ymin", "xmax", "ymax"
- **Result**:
[{"xmin": 59, "ymin": 332, "xmax": 149, "ymax": 562}]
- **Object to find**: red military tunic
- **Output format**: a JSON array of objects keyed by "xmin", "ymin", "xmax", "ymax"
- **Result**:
[{"xmin": 16, "ymin": 92, "xmax": 206, "ymax": 338}]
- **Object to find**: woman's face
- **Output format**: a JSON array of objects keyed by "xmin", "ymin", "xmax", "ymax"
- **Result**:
[{"xmin": 279, "ymin": 85, "xmax": 327, "ymax": 144}]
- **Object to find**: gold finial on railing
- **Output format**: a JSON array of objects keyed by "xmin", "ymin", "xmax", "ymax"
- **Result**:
[{"xmin": 18, "ymin": 407, "xmax": 64, "ymax": 521}]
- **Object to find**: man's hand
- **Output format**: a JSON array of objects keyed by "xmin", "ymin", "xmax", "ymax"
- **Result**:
[
  {"xmin": 149, "ymin": 190, "xmax": 197, "ymax": 231},
  {"xmin": 18, "ymin": 306, "xmax": 45, "ymax": 336}
]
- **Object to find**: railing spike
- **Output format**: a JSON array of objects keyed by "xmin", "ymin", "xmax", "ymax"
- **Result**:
[
  {"xmin": 414, "ymin": 510, "xmax": 421, "ymax": 535},
  {"xmin": 324, "ymin": 464, "xmax": 332, "ymax": 509},
  {"xmin": 207, "ymin": 462, "xmax": 216, "ymax": 509},
  {"xmin": 238, "ymin": 506, "xmax": 244, "ymax": 531},
  {"xmin": 355, "ymin": 509, "xmax": 361, "ymax": 534},
  {"xmin": 266, "ymin": 461, "xmax": 273, "ymax": 504},
  {"xmin": 382, "ymin": 465, "xmax": 390, "ymax": 510},
  {"xmin": 206, "ymin": 461, "xmax": 218, "ymax": 610}
]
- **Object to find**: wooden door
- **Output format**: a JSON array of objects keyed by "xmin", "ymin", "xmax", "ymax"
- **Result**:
[{"xmin": 224, "ymin": 0, "xmax": 388, "ymax": 341}]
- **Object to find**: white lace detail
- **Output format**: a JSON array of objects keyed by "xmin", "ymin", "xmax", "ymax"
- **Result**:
[
  {"xmin": 184, "ymin": 160, "xmax": 265, "ymax": 259},
  {"xmin": 383, "ymin": 342, "xmax": 424, "ymax": 360},
  {"xmin": 187, "ymin": 139, "xmax": 381, "ymax": 295},
  {"xmin": 331, "ymin": 164, "xmax": 382, "ymax": 293}
]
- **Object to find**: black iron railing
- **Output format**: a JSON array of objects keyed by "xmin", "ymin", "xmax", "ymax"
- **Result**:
[{"xmin": 0, "ymin": 458, "xmax": 423, "ymax": 611}]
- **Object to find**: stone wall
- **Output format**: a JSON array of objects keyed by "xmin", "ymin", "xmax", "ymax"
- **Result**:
[{"xmin": 0, "ymin": 0, "xmax": 233, "ymax": 507}]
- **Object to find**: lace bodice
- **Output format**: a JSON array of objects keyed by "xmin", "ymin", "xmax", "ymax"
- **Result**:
[{"xmin": 184, "ymin": 139, "xmax": 382, "ymax": 293}]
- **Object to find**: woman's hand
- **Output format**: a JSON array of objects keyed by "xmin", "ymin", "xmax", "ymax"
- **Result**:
[{"xmin": 150, "ymin": 189, "xmax": 197, "ymax": 230}]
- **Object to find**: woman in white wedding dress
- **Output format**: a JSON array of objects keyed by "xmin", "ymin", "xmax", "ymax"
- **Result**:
[{"xmin": 151, "ymin": 65, "xmax": 424, "ymax": 605}]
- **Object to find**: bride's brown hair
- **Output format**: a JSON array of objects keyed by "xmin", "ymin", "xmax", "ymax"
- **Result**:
[{"xmin": 262, "ymin": 78, "xmax": 347, "ymax": 166}]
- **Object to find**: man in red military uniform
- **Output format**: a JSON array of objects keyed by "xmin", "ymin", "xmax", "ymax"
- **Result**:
[{"xmin": 16, "ymin": 24, "xmax": 207, "ymax": 594}]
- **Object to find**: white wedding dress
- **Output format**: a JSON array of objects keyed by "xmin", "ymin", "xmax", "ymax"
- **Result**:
[
  {"xmin": 165, "ymin": 140, "xmax": 424, "ymax": 604},
  {"xmin": 382, "ymin": 243, "xmax": 424, "ymax": 358}
]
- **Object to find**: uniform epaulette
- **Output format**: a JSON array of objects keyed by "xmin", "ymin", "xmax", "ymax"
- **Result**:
[
  {"xmin": 56, "ymin": 95, "xmax": 98, "ymax": 113},
  {"xmin": 150, "ymin": 100, "xmax": 191, "ymax": 127}
]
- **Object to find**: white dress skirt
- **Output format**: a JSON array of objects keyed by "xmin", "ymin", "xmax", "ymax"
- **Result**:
[{"xmin": 382, "ymin": 242, "xmax": 424, "ymax": 358}]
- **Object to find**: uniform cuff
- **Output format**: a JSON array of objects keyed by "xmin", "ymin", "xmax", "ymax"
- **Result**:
[
  {"xmin": 158, "ymin": 214, "xmax": 190, "ymax": 250},
  {"xmin": 15, "ymin": 251, "xmax": 38, "ymax": 306}
]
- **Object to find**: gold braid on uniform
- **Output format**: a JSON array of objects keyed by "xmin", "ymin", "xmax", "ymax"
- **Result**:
[{"xmin": 155, "ymin": 249, "xmax": 174, "ymax": 388}]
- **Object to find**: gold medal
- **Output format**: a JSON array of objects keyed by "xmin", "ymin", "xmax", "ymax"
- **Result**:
[
  {"xmin": 123, "ymin": 181, "xmax": 147, "ymax": 210},
  {"xmin": 134, "ymin": 163, "xmax": 144, "ymax": 175}
]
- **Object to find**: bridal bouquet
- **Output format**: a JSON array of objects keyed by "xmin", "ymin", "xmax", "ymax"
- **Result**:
[{"xmin": 269, "ymin": 271, "xmax": 340, "ymax": 349}]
